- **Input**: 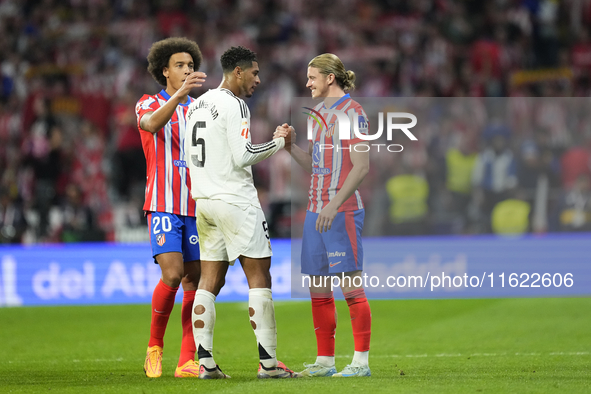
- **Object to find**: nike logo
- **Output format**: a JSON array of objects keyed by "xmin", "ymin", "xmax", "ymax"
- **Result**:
[
  {"xmin": 314, "ymin": 327, "xmax": 320, "ymax": 331},
  {"xmin": 170, "ymin": 121, "xmax": 179, "ymax": 125},
  {"xmin": 154, "ymin": 309, "xmax": 165, "ymax": 314},
  {"xmin": 329, "ymin": 261, "xmax": 342, "ymax": 267}
]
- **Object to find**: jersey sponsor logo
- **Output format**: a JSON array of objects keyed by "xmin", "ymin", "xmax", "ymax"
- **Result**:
[
  {"xmin": 156, "ymin": 233, "xmax": 166, "ymax": 246},
  {"xmin": 189, "ymin": 235, "xmax": 199, "ymax": 245},
  {"xmin": 313, "ymin": 167, "xmax": 331, "ymax": 175},
  {"xmin": 174, "ymin": 160, "xmax": 188, "ymax": 168},
  {"xmin": 327, "ymin": 251, "xmax": 346, "ymax": 258}
]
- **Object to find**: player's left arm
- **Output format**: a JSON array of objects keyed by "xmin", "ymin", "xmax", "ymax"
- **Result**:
[{"xmin": 316, "ymin": 142, "xmax": 370, "ymax": 233}]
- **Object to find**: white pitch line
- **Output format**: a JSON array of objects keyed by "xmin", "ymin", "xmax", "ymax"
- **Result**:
[{"xmin": 338, "ymin": 351, "xmax": 589, "ymax": 359}]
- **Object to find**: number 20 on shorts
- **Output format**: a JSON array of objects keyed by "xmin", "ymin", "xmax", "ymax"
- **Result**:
[{"xmin": 153, "ymin": 215, "xmax": 172, "ymax": 234}]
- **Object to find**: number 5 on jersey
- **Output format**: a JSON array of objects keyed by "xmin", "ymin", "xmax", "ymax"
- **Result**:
[{"xmin": 192, "ymin": 121, "xmax": 206, "ymax": 167}]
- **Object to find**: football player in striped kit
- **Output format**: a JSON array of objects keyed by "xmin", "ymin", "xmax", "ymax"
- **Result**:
[
  {"xmin": 136, "ymin": 37, "xmax": 219, "ymax": 378},
  {"xmin": 286, "ymin": 53, "xmax": 372, "ymax": 377}
]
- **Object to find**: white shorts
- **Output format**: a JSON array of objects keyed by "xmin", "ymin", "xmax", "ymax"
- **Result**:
[{"xmin": 195, "ymin": 199, "xmax": 272, "ymax": 263}]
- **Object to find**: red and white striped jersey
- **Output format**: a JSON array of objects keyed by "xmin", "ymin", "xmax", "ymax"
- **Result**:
[
  {"xmin": 136, "ymin": 89, "xmax": 197, "ymax": 217},
  {"xmin": 307, "ymin": 94, "xmax": 369, "ymax": 213}
]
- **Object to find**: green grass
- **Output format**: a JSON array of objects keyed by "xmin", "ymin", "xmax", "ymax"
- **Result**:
[{"xmin": 1, "ymin": 298, "xmax": 590, "ymax": 393}]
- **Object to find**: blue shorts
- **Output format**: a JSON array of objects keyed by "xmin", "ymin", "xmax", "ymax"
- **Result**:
[
  {"xmin": 147, "ymin": 212, "xmax": 200, "ymax": 263},
  {"xmin": 301, "ymin": 209, "xmax": 364, "ymax": 276}
]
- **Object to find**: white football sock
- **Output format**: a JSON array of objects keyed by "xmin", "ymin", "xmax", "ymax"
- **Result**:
[
  {"xmin": 192, "ymin": 289, "xmax": 217, "ymax": 369},
  {"xmin": 315, "ymin": 356, "xmax": 335, "ymax": 367},
  {"xmin": 249, "ymin": 288, "xmax": 278, "ymax": 369},
  {"xmin": 352, "ymin": 350, "xmax": 369, "ymax": 367}
]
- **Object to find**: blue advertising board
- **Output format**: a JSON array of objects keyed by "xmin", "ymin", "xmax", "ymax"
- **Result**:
[
  {"xmin": 0, "ymin": 240, "xmax": 292, "ymax": 306},
  {"xmin": 290, "ymin": 234, "xmax": 591, "ymax": 299},
  {"xmin": 1, "ymin": 234, "xmax": 590, "ymax": 306}
]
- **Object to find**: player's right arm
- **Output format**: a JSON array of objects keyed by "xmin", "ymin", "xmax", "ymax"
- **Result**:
[
  {"xmin": 139, "ymin": 72, "xmax": 206, "ymax": 134},
  {"xmin": 284, "ymin": 125, "xmax": 313, "ymax": 174}
]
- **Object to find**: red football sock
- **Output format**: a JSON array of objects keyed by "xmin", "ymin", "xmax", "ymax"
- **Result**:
[
  {"xmin": 178, "ymin": 290, "xmax": 196, "ymax": 366},
  {"xmin": 344, "ymin": 289, "xmax": 371, "ymax": 352},
  {"xmin": 311, "ymin": 291, "xmax": 336, "ymax": 357},
  {"xmin": 148, "ymin": 279, "xmax": 178, "ymax": 348}
]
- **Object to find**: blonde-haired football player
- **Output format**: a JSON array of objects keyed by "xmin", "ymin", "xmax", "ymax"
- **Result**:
[{"xmin": 286, "ymin": 53, "xmax": 372, "ymax": 377}]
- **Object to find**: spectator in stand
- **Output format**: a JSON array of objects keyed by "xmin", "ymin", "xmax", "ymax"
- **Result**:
[
  {"xmin": 48, "ymin": 183, "xmax": 102, "ymax": 242},
  {"xmin": 445, "ymin": 133, "xmax": 478, "ymax": 233},
  {"xmin": 0, "ymin": 187, "xmax": 27, "ymax": 244},
  {"xmin": 561, "ymin": 137, "xmax": 591, "ymax": 190},
  {"xmin": 112, "ymin": 90, "xmax": 146, "ymax": 200},
  {"xmin": 472, "ymin": 124, "xmax": 518, "ymax": 232},
  {"xmin": 267, "ymin": 148, "xmax": 292, "ymax": 238},
  {"xmin": 385, "ymin": 166, "xmax": 430, "ymax": 236},
  {"xmin": 559, "ymin": 174, "xmax": 591, "ymax": 232},
  {"xmin": 22, "ymin": 121, "xmax": 64, "ymax": 240},
  {"xmin": 71, "ymin": 120, "xmax": 111, "ymax": 238}
]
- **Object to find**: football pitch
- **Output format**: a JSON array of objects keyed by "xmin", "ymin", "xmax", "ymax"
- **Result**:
[{"xmin": 1, "ymin": 298, "xmax": 589, "ymax": 393}]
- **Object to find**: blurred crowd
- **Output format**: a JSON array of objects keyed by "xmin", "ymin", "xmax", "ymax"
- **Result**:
[{"xmin": 1, "ymin": 0, "xmax": 591, "ymax": 243}]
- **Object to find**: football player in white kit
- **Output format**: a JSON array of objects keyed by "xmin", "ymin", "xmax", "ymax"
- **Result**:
[{"xmin": 184, "ymin": 46, "xmax": 298, "ymax": 379}]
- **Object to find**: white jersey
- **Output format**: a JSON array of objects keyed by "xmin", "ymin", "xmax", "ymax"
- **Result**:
[{"xmin": 185, "ymin": 88, "xmax": 285, "ymax": 208}]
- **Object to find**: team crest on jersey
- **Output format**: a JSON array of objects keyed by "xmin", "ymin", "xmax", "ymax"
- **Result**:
[
  {"xmin": 326, "ymin": 123, "xmax": 336, "ymax": 138},
  {"xmin": 156, "ymin": 233, "xmax": 166, "ymax": 246}
]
